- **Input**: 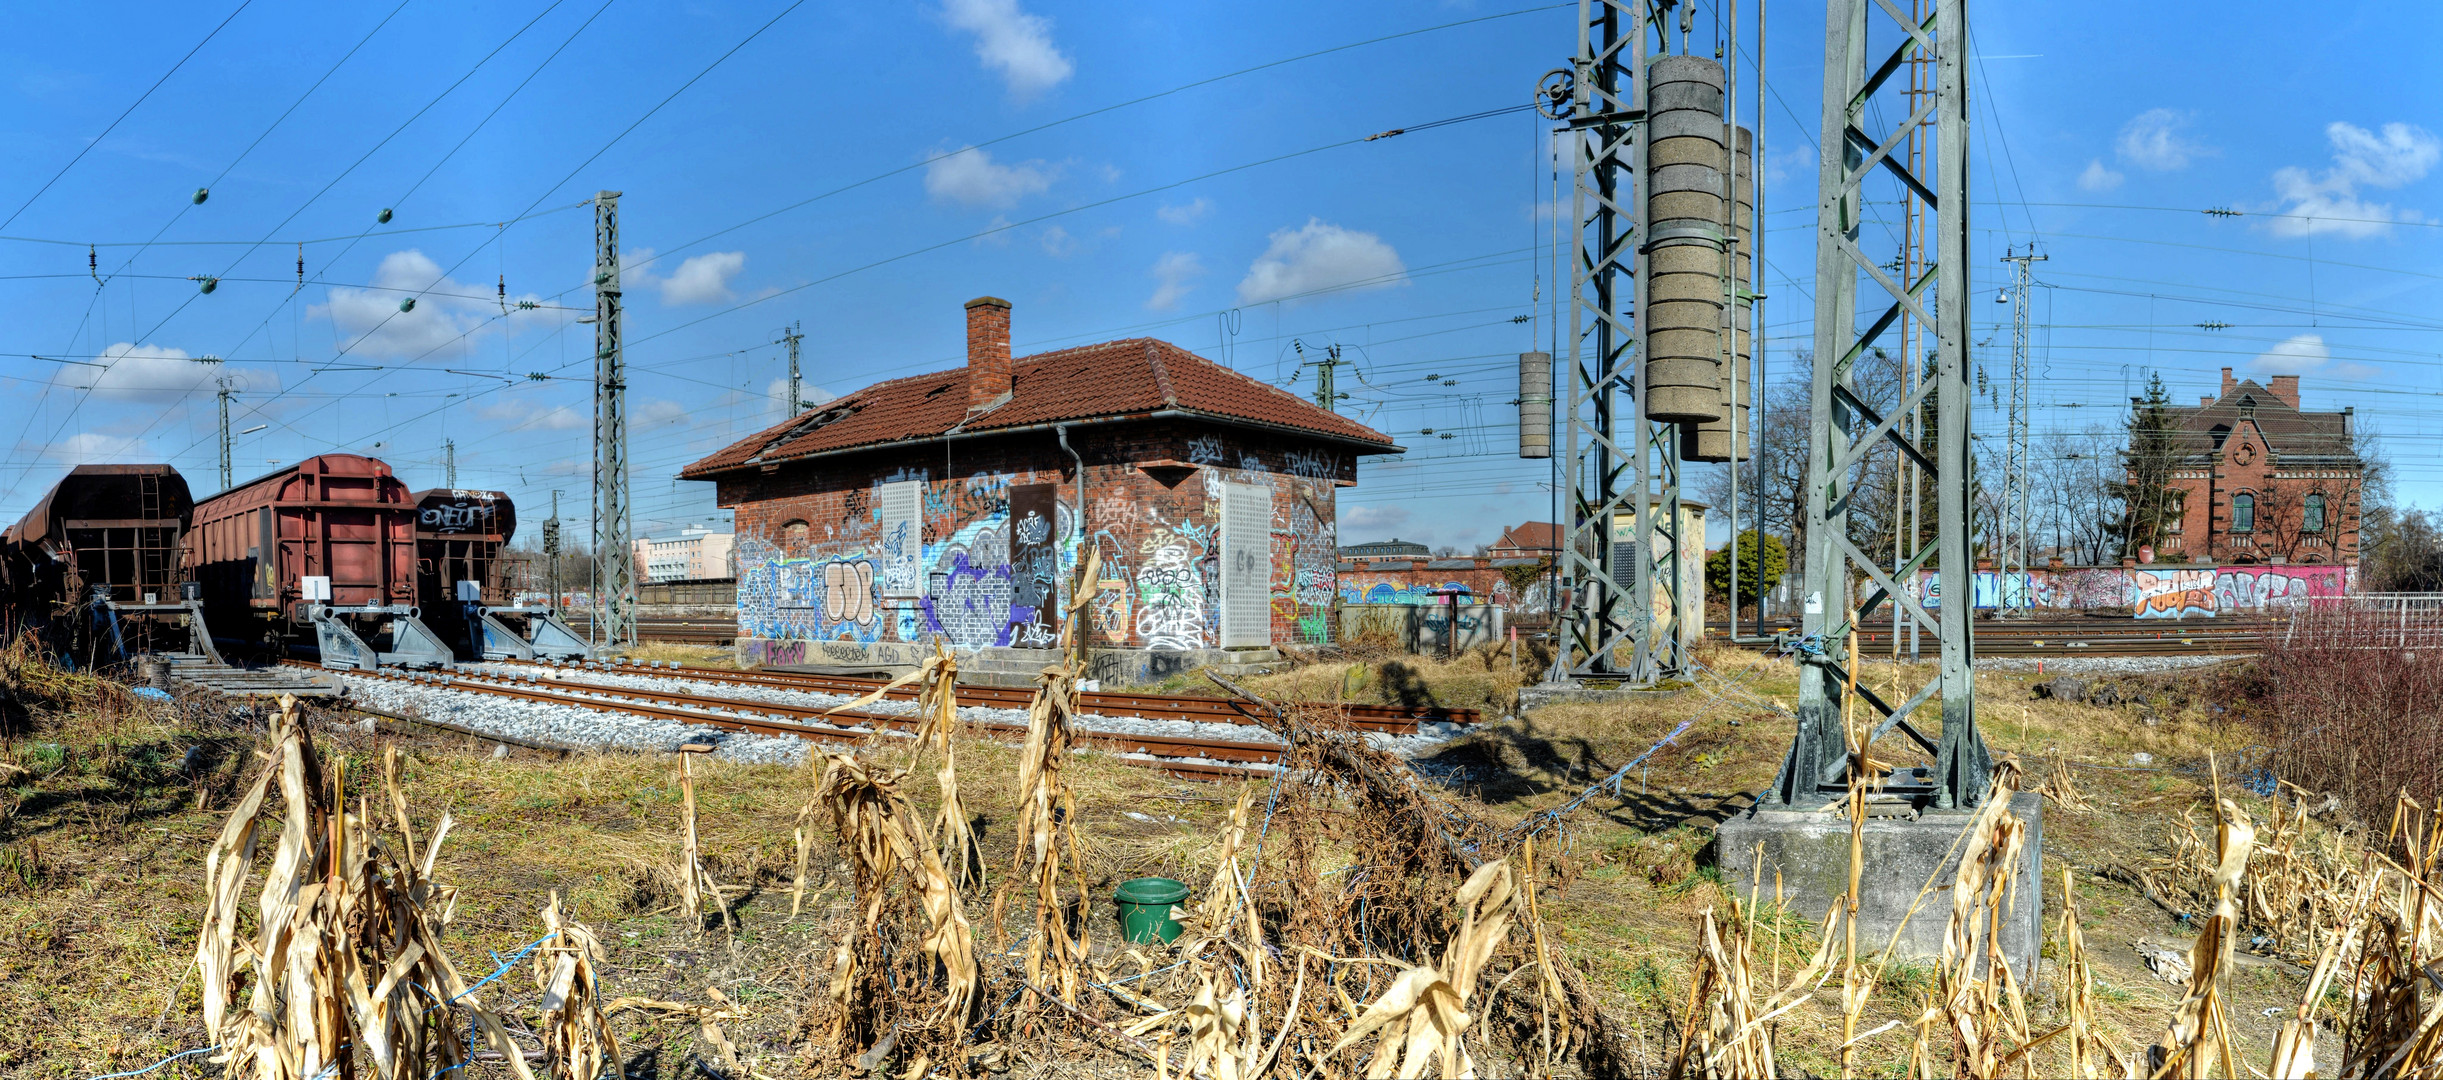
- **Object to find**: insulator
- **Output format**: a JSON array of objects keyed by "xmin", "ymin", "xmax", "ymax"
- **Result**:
[
  {"xmin": 192, "ymin": 187, "xmax": 209, "ymax": 205},
  {"xmin": 377, "ymin": 207, "xmax": 394, "ymax": 224},
  {"xmin": 399, "ymin": 297, "xmax": 416, "ymax": 313}
]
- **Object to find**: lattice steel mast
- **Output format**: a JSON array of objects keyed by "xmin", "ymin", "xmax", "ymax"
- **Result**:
[
  {"xmin": 1541, "ymin": 0, "xmax": 1678, "ymax": 684},
  {"xmin": 592, "ymin": 191, "xmax": 637, "ymax": 648},
  {"xmin": 1771, "ymin": 0, "xmax": 1990, "ymax": 809},
  {"xmin": 1999, "ymin": 249, "xmax": 2045, "ymax": 614}
]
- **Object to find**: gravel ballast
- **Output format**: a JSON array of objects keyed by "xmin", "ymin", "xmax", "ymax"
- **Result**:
[{"xmin": 333, "ymin": 663, "xmax": 1458, "ymax": 767}]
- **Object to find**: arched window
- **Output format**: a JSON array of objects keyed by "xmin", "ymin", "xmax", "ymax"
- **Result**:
[
  {"xmin": 2304, "ymin": 493, "xmax": 2326, "ymax": 533},
  {"xmin": 782, "ymin": 520, "xmax": 811, "ymax": 551},
  {"xmin": 2231, "ymin": 493, "xmax": 2255, "ymax": 534}
]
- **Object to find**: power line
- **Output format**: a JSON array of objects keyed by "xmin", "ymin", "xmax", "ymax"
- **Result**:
[{"xmin": 0, "ymin": 1, "xmax": 253, "ymax": 231}]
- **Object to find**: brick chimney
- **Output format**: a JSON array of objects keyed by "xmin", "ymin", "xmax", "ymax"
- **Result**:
[
  {"xmin": 965, "ymin": 296, "xmax": 1013, "ymax": 411},
  {"xmin": 2219, "ymin": 367, "xmax": 2236, "ymax": 396},
  {"xmin": 2267, "ymin": 375, "xmax": 2300, "ymax": 407}
]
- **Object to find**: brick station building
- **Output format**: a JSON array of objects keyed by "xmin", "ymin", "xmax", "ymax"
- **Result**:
[
  {"xmin": 678, "ymin": 297, "xmax": 1400, "ymax": 681},
  {"xmin": 2157, "ymin": 368, "xmax": 2363, "ymax": 566}
]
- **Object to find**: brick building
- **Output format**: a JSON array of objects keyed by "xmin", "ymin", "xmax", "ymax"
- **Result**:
[
  {"xmin": 2156, "ymin": 368, "xmax": 2362, "ymax": 566},
  {"xmin": 1488, "ymin": 521, "xmax": 1560, "ymax": 558},
  {"xmin": 678, "ymin": 297, "xmax": 1400, "ymax": 680}
]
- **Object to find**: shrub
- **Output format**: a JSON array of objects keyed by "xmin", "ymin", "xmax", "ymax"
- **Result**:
[
  {"xmin": 1705, "ymin": 530, "xmax": 1789, "ymax": 604},
  {"xmin": 2248, "ymin": 605, "xmax": 2443, "ymax": 827}
]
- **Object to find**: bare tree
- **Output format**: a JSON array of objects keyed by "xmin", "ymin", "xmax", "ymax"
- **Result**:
[{"xmin": 1696, "ymin": 347, "xmax": 1907, "ymax": 569}]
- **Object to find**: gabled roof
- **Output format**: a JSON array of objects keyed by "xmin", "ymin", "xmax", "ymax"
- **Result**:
[
  {"xmin": 682, "ymin": 337, "xmax": 1396, "ymax": 479},
  {"xmin": 1493, "ymin": 521, "xmax": 1561, "ymax": 551},
  {"xmin": 2164, "ymin": 378, "xmax": 2354, "ymax": 461}
]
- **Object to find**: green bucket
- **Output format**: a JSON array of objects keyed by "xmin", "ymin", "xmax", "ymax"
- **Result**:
[{"xmin": 1114, "ymin": 876, "xmax": 1191, "ymax": 944}]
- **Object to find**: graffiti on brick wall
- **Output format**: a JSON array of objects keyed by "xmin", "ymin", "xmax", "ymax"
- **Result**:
[
  {"xmin": 1277, "ymin": 483, "xmax": 1336, "ymax": 643},
  {"xmin": 922, "ymin": 518, "xmax": 1014, "ymax": 648},
  {"xmin": 1135, "ymin": 517, "xmax": 1209, "ymax": 650},
  {"xmin": 1342, "ymin": 577, "xmax": 1472, "ymax": 605},
  {"xmin": 1005, "ymin": 483, "xmax": 1060, "ymax": 649},
  {"xmin": 1186, "ymin": 435, "xmax": 1227, "ymax": 466},
  {"xmin": 1911, "ymin": 564, "xmax": 2352, "ymax": 618},
  {"xmin": 2210, "ymin": 565, "xmax": 2348, "ymax": 612}
]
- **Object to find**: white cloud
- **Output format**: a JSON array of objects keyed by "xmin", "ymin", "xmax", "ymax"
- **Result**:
[
  {"xmin": 2077, "ymin": 158, "xmax": 2124, "ymax": 191},
  {"xmin": 1146, "ymin": 252, "xmax": 1203, "ymax": 310},
  {"xmin": 2246, "ymin": 333, "xmax": 2329, "ymax": 374},
  {"xmin": 314, "ymin": 249, "xmax": 541, "ymax": 359},
  {"xmin": 619, "ymin": 248, "xmax": 749, "ymax": 306},
  {"xmin": 1157, "ymin": 197, "xmax": 1211, "ymax": 226},
  {"xmin": 2243, "ymin": 332, "xmax": 2379, "ymax": 381},
  {"xmin": 659, "ymin": 251, "xmax": 745, "ymax": 305},
  {"xmin": 49, "ymin": 431, "xmax": 148, "ymax": 464},
  {"xmin": 940, "ymin": 0, "xmax": 1072, "ymax": 99},
  {"xmin": 1038, "ymin": 225, "xmax": 1077, "ymax": 257},
  {"xmin": 2330, "ymin": 121, "xmax": 2443, "ymax": 187},
  {"xmin": 2115, "ymin": 108, "xmax": 2212, "ymax": 171},
  {"xmin": 46, "ymin": 342, "xmax": 220, "ymax": 403},
  {"xmin": 923, "ymin": 146, "xmax": 1059, "ymax": 207},
  {"xmin": 638, "ymin": 398, "xmax": 691, "ymax": 426},
  {"xmin": 1235, "ymin": 219, "xmax": 1407, "ymax": 305},
  {"xmin": 2265, "ymin": 121, "xmax": 2441, "ymax": 238},
  {"xmin": 1341, "ymin": 504, "xmax": 1411, "ymax": 534}
]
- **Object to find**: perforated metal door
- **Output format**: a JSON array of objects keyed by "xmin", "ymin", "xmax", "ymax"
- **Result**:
[
  {"xmin": 875, "ymin": 479, "xmax": 923, "ymax": 598},
  {"xmin": 1219, "ymin": 480, "xmax": 1270, "ymax": 648}
]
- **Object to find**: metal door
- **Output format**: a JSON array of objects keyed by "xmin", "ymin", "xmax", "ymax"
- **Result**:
[{"xmin": 1218, "ymin": 480, "xmax": 1270, "ymax": 648}]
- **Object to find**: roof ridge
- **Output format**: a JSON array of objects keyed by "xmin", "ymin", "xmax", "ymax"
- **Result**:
[{"xmin": 1144, "ymin": 339, "xmax": 1179, "ymax": 405}]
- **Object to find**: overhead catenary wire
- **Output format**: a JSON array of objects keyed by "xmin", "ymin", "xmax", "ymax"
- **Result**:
[{"xmin": 0, "ymin": 1, "xmax": 254, "ymax": 232}]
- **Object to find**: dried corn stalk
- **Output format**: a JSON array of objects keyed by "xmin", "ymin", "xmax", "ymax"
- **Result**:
[
  {"xmin": 997, "ymin": 546, "xmax": 1099, "ymax": 1010},
  {"xmin": 820, "ymin": 752, "xmax": 978, "ymax": 1068},
  {"xmin": 193, "ymin": 699, "xmax": 535, "ymax": 1080},
  {"xmin": 531, "ymin": 891, "xmax": 620, "ymax": 1079},
  {"xmin": 677, "ymin": 750, "xmax": 735, "ymax": 935},
  {"xmin": 1933, "ymin": 765, "xmax": 2037, "ymax": 1080},
  {"xmin": 2146, "ymin": 792, "xmax": 2254, "ymax": 1079},
  {"xmin": 1328, "ymin": 859, "xmax": 1520, "ymax": 1078},
  {"xmin": 2054, "ymin": 868, "xmax": 2128, "ymax": 1080}
]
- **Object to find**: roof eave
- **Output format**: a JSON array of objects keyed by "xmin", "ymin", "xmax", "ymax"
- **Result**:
[{"xmin": 679, "ymin": 406, "xmax": 1400, "ymax": 481}]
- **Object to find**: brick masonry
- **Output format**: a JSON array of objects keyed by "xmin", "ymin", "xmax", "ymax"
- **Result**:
[{"xmin": 708, "ymin": 420, "xmax": 1353, "ymax": 663}]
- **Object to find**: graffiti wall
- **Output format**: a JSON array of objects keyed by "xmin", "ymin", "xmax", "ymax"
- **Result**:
[
  {"xmin": 1337, "ymin": 557, "xmax": 1554, "ymax": 617},
  {"xmin": 715, "ymin": 426, "xmax": 1351, "ymax": 657},
  {"xmin": 1911, "ymin": 564, "xmax": 2353, "ymax": 618}
]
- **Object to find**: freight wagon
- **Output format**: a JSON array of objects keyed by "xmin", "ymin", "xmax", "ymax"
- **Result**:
[
  {"xmin": 0, "ymin": 464, "xmax": 213, "ymax": 667},
  {"xmin": 184, "ymin": 454, "xmax": 452, "ymax": 668},
  {"xmin": 410, "ymin": 488, "xmax": 586, "ymax": 661}
]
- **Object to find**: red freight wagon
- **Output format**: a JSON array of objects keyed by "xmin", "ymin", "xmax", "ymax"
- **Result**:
[
  {"xmin": 1, "ymin": 464, "xmax": 205, "ymax": 665},
  {"xmin": 184, "ymin": 454, "xmax": 451, "ymax": 667},
  {"xmin": 411, "ymin": 488, "xmax": 516, "ymax": 607},
  {"xmin": 409, "ymin": 488, "xmax": 588, "ymax": 661}
]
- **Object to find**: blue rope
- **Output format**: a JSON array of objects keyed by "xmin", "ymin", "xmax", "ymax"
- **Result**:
[{"xmin": 86, "ymin": 1046, "xmax": 219, "ymax": 1080}]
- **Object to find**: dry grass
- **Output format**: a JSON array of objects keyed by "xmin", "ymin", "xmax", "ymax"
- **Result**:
[{"xmin": 10, "ymin": 624, "xmax": 2436, "ymax": 1078}]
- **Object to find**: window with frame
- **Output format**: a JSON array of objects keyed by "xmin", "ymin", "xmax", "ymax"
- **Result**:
[
  {"xmin": 2304, "ymin": 493, "xmax": 2326, "ymax": 533},
  {"xmin": 2231, "ymin": 493, "xmax": 2254, "ymax": 534}
]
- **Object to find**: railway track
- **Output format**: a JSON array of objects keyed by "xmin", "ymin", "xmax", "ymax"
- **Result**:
[
  {"xmin": 512, "ymin": 656, "xmax": 1478, "ymax": 734},
  {"xmin": 282, "ymin": 660, "xmax": 1280, "ymax": 780}
]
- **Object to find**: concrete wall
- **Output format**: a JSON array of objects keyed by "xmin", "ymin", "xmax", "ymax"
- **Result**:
[
  {"xmin": 710, "ymin": 421, "xmax": 1353, "ymax": 658},
  {"xmin": 1911, "ymin": 563, "xmax": 2354, "ymax": 617}
]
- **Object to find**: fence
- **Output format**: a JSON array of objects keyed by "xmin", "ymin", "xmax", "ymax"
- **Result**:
[
  {"xmin": 2289, "ymin": 593, "xmax": 2443, "ymax": 649},
  {"xmin": 1338, "ymin": 603, "xmax": 1504, "ymax": 656}
]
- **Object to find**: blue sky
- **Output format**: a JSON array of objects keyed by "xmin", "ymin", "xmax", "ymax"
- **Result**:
[{"xmin": 0, "ymin": 1, "xmax": 2436, "ymax": 553}]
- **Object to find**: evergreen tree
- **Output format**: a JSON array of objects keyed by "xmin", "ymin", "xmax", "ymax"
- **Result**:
[{"xmin": 2108, "ymin": 372, "xmax": 2181, "ymax": 557}]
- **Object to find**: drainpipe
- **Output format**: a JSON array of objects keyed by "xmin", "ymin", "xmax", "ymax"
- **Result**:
[{"xmin": 1056, "ymin": 424, "xmax": 1089, "ymax": 652}]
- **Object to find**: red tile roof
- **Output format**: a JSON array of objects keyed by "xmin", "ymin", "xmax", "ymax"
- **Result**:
[
  {"xmin": 681, "ymin": 337, "xmax": 1397, "ymax": 478},
  {"xmin": 1492, "ymin": 521, "xmax": 1561, "ymax": 552}
]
